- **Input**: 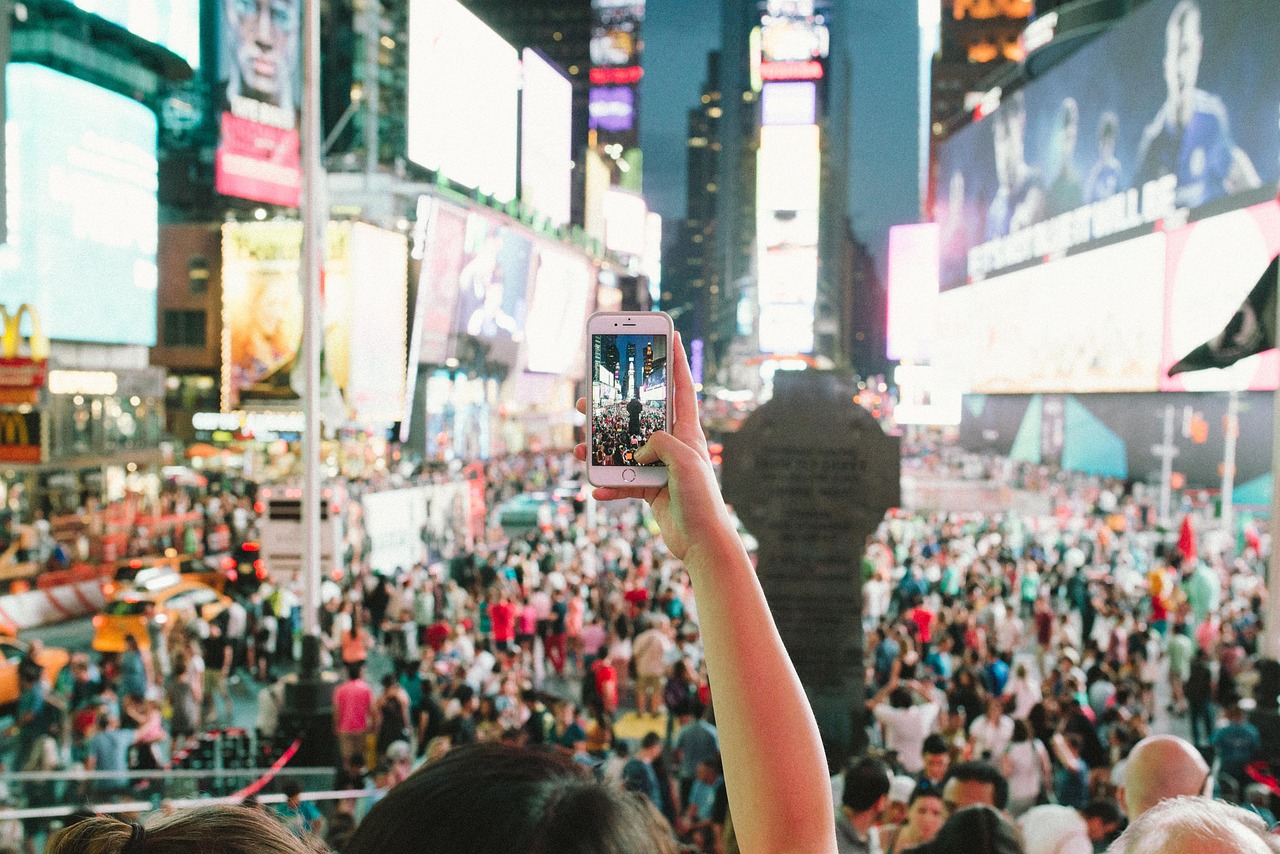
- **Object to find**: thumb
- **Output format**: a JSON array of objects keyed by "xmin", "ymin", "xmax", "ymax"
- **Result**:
[{"xmin": 633, "ymin": 431, "xmax": 684, "ymax": 467}]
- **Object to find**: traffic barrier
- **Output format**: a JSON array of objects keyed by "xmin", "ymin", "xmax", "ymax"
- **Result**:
[{"xmin": 0, "ymin": 578, "xmax": 107, "ymax": 630}]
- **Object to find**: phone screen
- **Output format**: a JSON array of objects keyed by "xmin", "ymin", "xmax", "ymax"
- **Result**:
[{"xmin": 590, "ymin": 333, "xmax": 668, "ymax": 467}]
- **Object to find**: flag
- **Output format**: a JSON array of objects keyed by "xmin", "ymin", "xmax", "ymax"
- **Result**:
[{"xmin": 1167, "ymin": 254, "xmax": 1279, "ymax": 376}]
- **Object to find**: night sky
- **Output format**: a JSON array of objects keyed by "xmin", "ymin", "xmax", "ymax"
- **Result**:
[{"xmin": 640, "ymin": 0, "xmax": 920, "ymax": 273}]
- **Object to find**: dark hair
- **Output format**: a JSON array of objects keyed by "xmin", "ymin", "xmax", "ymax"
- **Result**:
[
  {"xmin": 911, "ymin": 805, "xmax": 1021, "ymax": 854},
  {"xmin": 1010, "ymin": 719, "xmax": 1032, "ymax": 744},
  {"xmin": 347, "ymin": 663, "xmax": 363, "ymax": 681},
  {"xmin": 281, "ymin": 779, "xmax": 303, "ymax": 798},
  {"xmin": 944, "ymin": 761, "xmax": 1009, "ymax": 810},
  {"xmin": 922, "ymin": 735, "xmax": 949, "ymax": 757},
  {"xmin": 909, "ymin": 784, "xmax": 944, "ymax": 806},
  {"xmin": 890, "ymin": 687, "xmax": 914, "ymax": 709},
  {"xmin": 1081, "ymin": 799, "xmax": 1123, "ymax": 826},
  {"xmin": 640, "ymin": 732, "xmax": 662, "ymax": 750},
  {"xmin": 843, "ymin": 756, "xmax": 892, "ymax": 813},
  {"xmin": 344, "ymin": 743, "xmax": 679, "ymax": 854}
]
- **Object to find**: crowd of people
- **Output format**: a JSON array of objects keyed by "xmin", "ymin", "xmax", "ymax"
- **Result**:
[{"xmin": 591, "ymin": 399, "xmax": 666, "ymax": 466}]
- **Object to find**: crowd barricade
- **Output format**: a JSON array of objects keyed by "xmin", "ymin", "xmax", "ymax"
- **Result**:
[{"xmin": 0, "ymin": 576, "xmax": 108, "ymax": 631}]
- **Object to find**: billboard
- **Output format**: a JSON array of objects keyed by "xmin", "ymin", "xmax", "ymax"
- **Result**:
[
  {"xmin": 216, "ymin": 0, "xmax": 301, "ymax": 206},
  {"xmin": 523, "ymin": 246, "xmax": 594, "ymax": 377},
  {"xmin": 935, "ymin": 0, "xmax": 1280, "ymax": 291},
  {"xmin": 933, "ymin": 232, "xmax": 1167, "ymax": 394},
  {"xmin": 757, "ymin": 124, "xmax": 820, "ymax": 354},
  {"xmin": 0, "ymin": 64, "xmax": 158, "ymax": 346},
  {"xmin": 1160, "ymin": 200, "xmax": 1280, "ymax": 392},
  {"xmin": 451, "ymin": 209, "xmax": 535, "ymax": 366},
  {"xmin": 74, "ymin": 0, "xmax": 201, "ymax": 68},
  {"xmin": 410, "ymin": 196, "xmax": 470, "ymax": 365},
  {"xmin": 589, "ymin": 86, "xmax": 635, "ymax": 133},
  {"xmin": 222, "ymin": 222, "xmax": 304, "ymax": 405},
  {"xmin": 345, "ymin": 224, "xmax": 409, "ymax": 424},
  {"xmin": 408, "ymin": 0, "xmax": 519, "ymax": 202},
  {"xmin": 590, "ymin": 0, "xmax": 645, "ymax": 68},
  {"xmin": 886, "ymin": 223, "xmax": 940, "ymax": 364},
  {"xmin": 602, "ymin": 189, "xmax": 648, "ymax": 257},
  {"xmin": 520, "ymin": 49, "xmax": 573, "ymax": 228},
  {"xmin": 761, "ymin": 80, "xmax": 817, "ymax": 126}
]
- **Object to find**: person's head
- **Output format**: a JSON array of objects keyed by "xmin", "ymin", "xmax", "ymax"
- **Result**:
[
  {"xmin": 1163, "ymin": 0, "xmax": 1202, "ymax": 108},
  {"xmin": 46, "ymin": 805, "xmax": 321, "ymax": 854},
  {"xmin": 986, "ymin": 697, "xmax": 1005, "ymax": 720},
  {"xmin": 281, "ymin": 779, "xmax": 303, "ymax": 804},
  {"xmin": 1081, "ymin": 799, "xmax": 1124, "ymax": 843},
  {"xmin": 922, "ymin": 735, "xmax": 950, "ymax": 781},
  {"xmin": 1119, "ymin": 735, "xmax": 1211, "ymax": 818},
  {"xmin": 1109, "ymin": 796, "xmax": 1280, "ymax": 854},
  {"xmin": 885, "ymin": 775, "xmax": 917, "ymax": 826},
  {"xmin": 842, "ymin": 756, "xmax": 892, "ymax": 816},
  {"xmin": 381, "ymin": 674, "xmax": 397, "ymax": 692},
  {"xmin": 904, "ymin": 787, "xmax": 947, "ymax": 847},
  {"xmin": 125, "ymin": 634, "xmax": 139, "ymax": 652},
  {"xmin": 1224, "ymin": 703, "xmax": 1246, "ymax": 723},
  {"xmin": 638, "ymin": 731, "xmax": 663, "ymax": 761},
  {"xmin": 942, "ymin": 761, "xmax": 1008, "ymax": 814},
  {"xmin": 695, "ymin": 754, "xmax": 722, "ymax": 784},
  {"xmin": 918, "ymin": 804, "xmax": 1021, "ymax": 854},
  {"xmin": 344, "ymin": 743, "xmax": 679, "ymax": 854},
  {"xmin": 1054, "ymin": 96, "xmax": 1080, "ymax": 165},
  {"xmin": 889, "ymin": 687, "xmax": 914, "ymax": 710},
  {"xmin": 992, "ymin": 90, "xmax": 1028, "ymax": 187},
  {"xmin": 347, "ymin": 662, "xmax": 364, "ymax": 682},
  {"xmin": 223, "ymin": 0, "xmax": 299, "ymax": 109}
]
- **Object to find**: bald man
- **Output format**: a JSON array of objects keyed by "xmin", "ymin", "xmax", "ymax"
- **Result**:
[{"xmin": 1118, "ymin": 735, "xmax": 1211, "ymax": 818}]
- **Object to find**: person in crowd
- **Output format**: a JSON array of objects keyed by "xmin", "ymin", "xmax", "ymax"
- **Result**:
[
  {"xmin": 1210, "ymin": 702, "xmax": 1260, "ymax": 792},
  {"xmin": 917, "ymin": 735, "xmax": 951, "ymax": 794},
  {"xmin": 908, "ymin": 804, "xmax": 1023, "ymax": 854},
  {"xmin": 333, "ymin": 662, "xmax": 375, "ymax": 766},
  {"xmin": 1107, "ymin": 796, "xmax": 1280, "ymax": 854},
  {"xmin": 1118, "ymin": 735, "xmax": 1211, "ymax": 819},
  {"xmin": 881, "ymin": 785, "xmax": 945, "ymax": 854},
  {"xmin": 46, "ymin": 805, "xmax": 326, "ymax": 854},
  {"xmin": 837, "ymin": 756, "xmax": 892, "ymax": 854},
  {"xmin": 868, "ymin": 677, "xmax": 942, "ymax": 775},
  {"xmin": 1001, "ymin": 718, "xmax": 1051, "ymax": 816},
  {"xmin": 941, "ymin": 761, "xmax": 1008, "ymax": 814},
  {"xmin": 1018, "ymin": 800, "xmax": 1123, "ymax": 854},
  {"xmin": 632, "ymin": 614, "xmax": 675, "ymax": 718},
  {"xmin": 276, "ymin": 778, "xmax": 325, "ymax": 840}
]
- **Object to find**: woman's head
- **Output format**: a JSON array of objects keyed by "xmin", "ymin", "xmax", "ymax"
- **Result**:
[
  {"xmin": 345, "ymin": 742, "xmax": 679, "ymax": 854},
  {"xmin": 1010, "ymin": 718, "xmax": 1032, "ymax": 744},
  {"xmin": 914, "ymin": 805, "xmax": 1022, "ymax": 854},
  {"xmin": 46, "ymin": 805, "xmax": 324, "ymax": 854}
]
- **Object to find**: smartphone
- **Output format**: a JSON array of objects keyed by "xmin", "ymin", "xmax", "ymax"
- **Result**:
[{"xmin": 586, "ymin": 311, "xmax": 674, "ymax": 488}]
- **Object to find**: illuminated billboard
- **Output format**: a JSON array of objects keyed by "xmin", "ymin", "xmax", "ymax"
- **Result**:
[
  {"xmin": 933, "ymin": 232, "xmax": 1167, "ymax": 394},
  {"xmin": 75, "ymin": 0, "xmax": 201, "ymax": 68},
  {"xmin": 756, "ymin": 124, "xmax": 820, "ymax": 354},
  {"xmin": 761, "ymin": 81, "xmax": 817, "ymax": 126},
  {"xmin": 222, "ymin": 222, "xmax": 304, "ymax": 406},
  {"xmin": 589, "ymin": 86, "xmax": 635, "ymax": 133},
  {"xmin": 451, "ymin": 209, "xmax": 536, "ymax": 366},
  {"xmin": 1160, "ymin": 200, "xmax": 1280, "ymax": 392},
  {"xmin": 408, "ymin": 0, "xmax": 519, "ymax": 202},
  {"xmin": 886, "ymin": 223, "xmax": 940, "ymax": 363},
  {"xmin": 591, "ymin": 0, "xmax": 645, "ymax": 67},
  {"xmin": 409, "ymin": 196, "xmax": 470, "ymax": 365},
  {"xmin": 602, "ymin": 189, "xmax": 648, "ymax": 257},
  {"xmin": 0, "ymin": 64, "xmax": 158, "ymax": 346},
  {"xmin": 216, "ymin": 0, "xmax": 302, "ymax": 206},
  {"xmin": 524, "ymin": 247, "xmax": 594, "ymax": 377},
  {"xmin": 520, "ymin": 49, "xmax": 573, "ymax": 228},
  {"xmin": 591, "ymin": 0, "xmax": 644, "ymax": 150},
  {"xmin": 345, "ymin": 224, "xmax": 409, "ymax": 424},
  {"xmin": 935, "ymin": 0, "xmax": 1280, "ymax": 291}
]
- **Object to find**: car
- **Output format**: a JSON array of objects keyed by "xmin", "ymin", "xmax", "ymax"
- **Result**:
[
  {"xmin": 0, "ymin": 636, "xmax": 69, "ymax": 714},
  {"xmin": 102, "ymin": 554, "xmax": 225, "ymax": 599},
  {"xmin": 496, "ymin": 492, "xmax": 572, "ymax": 534},
  {"xmin": 92, "ymin": 580, "xmax": 231, "ymax": 654}
]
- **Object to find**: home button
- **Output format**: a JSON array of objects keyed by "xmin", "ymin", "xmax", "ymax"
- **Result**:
[{"xmin": 622, "ymin": 468, "xmax": 637, "ymax": 483}]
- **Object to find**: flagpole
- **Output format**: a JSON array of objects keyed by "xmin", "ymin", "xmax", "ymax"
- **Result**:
[
  {"xmin": 1266, "ymin": 257, "xmax": 1280, "ymax": 661},
  {"xmin": 1221, "ymin": 389, "xmax": 1238, "ymax": 555}
]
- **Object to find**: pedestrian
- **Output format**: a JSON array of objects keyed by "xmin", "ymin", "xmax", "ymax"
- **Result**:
[{"xmin": 333, "ymin": 663, "xmax": 375, "ymax": 767}]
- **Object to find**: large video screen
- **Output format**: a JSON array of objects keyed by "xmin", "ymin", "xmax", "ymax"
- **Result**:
[
  {"xmin": 936, "ymin": 0, "xmax": 1280, "ymax": 291},
  {"xmin": 345, "ymin": 224, "xmax": 409, "ymax": 424},
  {"xmin": 520, "ymin": 50, "xmax": 573, "ymax": 228},
  {"xmin": 451, "ymin": 210, "xmax": 534, "ymax": 365},
  {"xmin": 216, "ymin": 0, "xmax": 301, "ymax": 205},
  {"xmin": 524, "ymin": 246, "xmax": 594, "ymax": 377},
  {"xmin": 410, "ymin": 196, "xmax": 470, "ymax": 365},
  {"xmin": 408, "ymin": 0, "xmax": 519, "ymax": 202},
  {"xmin": 0, "ymin": 64, "xmax": 158, "ymax": 346},
  {"xmin": 933, "ymin": 232, "xmax": 1167, "ymax": 394},
  {"xmin": 74, "ymin": 0, "xmax": 201, "ymax": 68},
  {"xmin": 757, "ymin": 124, "xmax": 819, "ymax": 354}
]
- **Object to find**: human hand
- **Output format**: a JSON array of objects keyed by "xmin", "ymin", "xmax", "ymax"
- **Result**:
[{"xmin": 575, "ymin": 332, "xmax": 731, "ymax": 561}]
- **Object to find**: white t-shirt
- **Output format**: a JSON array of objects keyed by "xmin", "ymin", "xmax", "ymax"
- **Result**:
[
  {"xmin": 873, "ymin": 702, "xmax": 939, "ymax": 774},
  {"xmin": 969, "ymin": 714, "xmax": 1015, "ymax": 759},
  {"xmin": 1018, "ymin": 805, "xmax": 1092, "ymax": 854}
]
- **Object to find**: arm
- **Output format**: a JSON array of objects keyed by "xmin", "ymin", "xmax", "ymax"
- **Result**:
[{"xmin": 577, "ymin": 333, "xmax": 836, "ymax": 854}]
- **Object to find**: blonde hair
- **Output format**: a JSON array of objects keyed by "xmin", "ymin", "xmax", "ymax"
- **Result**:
[{"xmin": 46, "ymin": 805, "xmax": 325, "ymax": 854}]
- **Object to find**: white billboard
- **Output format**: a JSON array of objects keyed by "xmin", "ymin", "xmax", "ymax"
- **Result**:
[
  {"xmin": 524, "ymin": 246, "xmax": 594, "ymax": 377},
  {"xmin": 520, "ymin": 49, "xmax": 573, "ymax": 227},
  {"xmin": 408, "ymin": 0, "xmax": 519, "ymax": 202},
  {"xmin": 886, "ymin": 223, "xmax": 940, "ymax": 363},
  {"xmin": 347, "ymin": 224, "xmax": 409, "ymax": 425},
  {"xmin": 756, "ymin": 124, "xmax": 820, "ymax": 354},
  {"xmin": 602, "ymin": 189, "xmax": 648, "ymax": 257}
]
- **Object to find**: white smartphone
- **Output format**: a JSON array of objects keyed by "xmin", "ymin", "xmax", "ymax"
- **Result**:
[{"xmin": 586, "ymin": 310, "xmax": 675, "ymax": 489}]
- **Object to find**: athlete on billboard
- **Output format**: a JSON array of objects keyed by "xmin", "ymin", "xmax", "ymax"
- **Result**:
[
  {"xmin": 1083, "ymin": 112, "xmax": 1123, "ymax": 204},
  {"xmin": 1045, "ymin": 97, "xmax": 1083, "ymax": 217},
  {"xmin": 1134, "ymin": 0, "xmax": 1259, "ymax": 209},
  {"xmin": 984, "ymin": 89, "xmax": 1045, "ymax": 240}
]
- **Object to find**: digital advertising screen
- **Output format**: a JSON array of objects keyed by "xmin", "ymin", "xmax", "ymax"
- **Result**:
[
  {"xmin": 74, "ymin": 0, "xmax": 202, "ymax": 68},
  {"xmin": 408, "ymin": 0, "xmax": 519, "ymax": 202},
  {"xmin": 520, "ymin": 49, "xmax": 573, "ymax": 228},
  {"xmin": 935, "ymin": 0, "xmax": 1280, "ymax": 291},
  {"xmin": 933, "ymin": 232, "xmax": 1167, "ymax": 394},
  {"xmin": 590, "ymin": 0, "xmax": 645, "ymax": 68},
  {"xmin": 589, "ymin": 86, "xmax": 635, "ymax": 133},
  {"xmin": 410, "ymin": 196, "xmax": 470, "ymax": 365},
  {"xmin": 451, "ymin": 211, "xmax": 534, "ymax": 366},
  {"xmin": 216, "ymin": 0, "xmax": 302, "ymax": 206},
  {"xmin": 602, "ymin": 189, "xmax": 648, "ymax": 257},
  {"xmin": 1160, "ymin": 200, "xmax": 1280, "ymax": 393},
  {"xmin": 886, "ymin": 223, "xmax": 940, "ymax": 364},
  {"xmin": 758, "ymin": 0, "xmax": 829, "ymax": 63},
  {"xmin": 590, "ymin": 333, "xmax": 667, "ymax": 467},
  {"xmin": 346, "ymin": 224, "xmax": 409, "ymax": 424},
  {"xmin": 0, "ymin": 64, "xmax": 159, "ymax": 346},
  {"xmin": 524, "ymin": 246, "xmax": 594, "ymax": 377},
  {"xmin": 756, "ymin": 123, "xmax": 819, "ymax": 353},
  {"xmin": 761, "ymin": 81, "xmax": 817, "ymax": 126}
]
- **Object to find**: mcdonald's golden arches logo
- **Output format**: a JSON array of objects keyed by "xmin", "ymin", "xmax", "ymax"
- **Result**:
[
  {"xmin": 0, "ymin": 304, "xmax": 49, "ymax": 361},
  {"xmin": 0, "ymin": 410, "xmax": 41, "ymax": 464},
  {"xmin": 0, "ymin": 304, "xmax": 49, "ymax": 405}
]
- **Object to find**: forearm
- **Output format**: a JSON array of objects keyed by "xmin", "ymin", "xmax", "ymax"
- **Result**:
[{"xmin": 685, "ymin": 526, "xmax": 836, "ymax": 854}]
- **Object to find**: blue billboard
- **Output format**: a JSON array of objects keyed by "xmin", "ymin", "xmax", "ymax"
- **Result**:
[
  {"xmin": 73, "ymin": 0, "xmax": 201, "ymax": 68},
  {"xmin": 935, "ymin": 0, "xmax": 1280, "ymax": 291},
  {"xmin": 0, "ymin": 64, "xmax": 159, "ymax": 346}
]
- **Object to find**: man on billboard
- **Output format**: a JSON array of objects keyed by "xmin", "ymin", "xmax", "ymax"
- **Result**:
[
  {"xmin": 1046, "ymin": 97, "xmax": 1083, "ymax": 217},
  {"xmin": 1135, "ymin": 0, "xmax": 1259, "ymax": 209},
  {"xmin": 222, "ymin": 0, "xmax": 300, "ymax": 123},
  {"xmin": 1083, "ymin": 112, "xmax": 1122, "ymax": 204},
  {"xmin": 984, "ymin": 90, "xmax": 1045, "ymax": 240}
]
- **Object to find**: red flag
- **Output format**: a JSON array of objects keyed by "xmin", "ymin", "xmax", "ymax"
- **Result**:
[{"xmin": 1176, "ymin": 516, "xmax": 1197, "ymax": 563}]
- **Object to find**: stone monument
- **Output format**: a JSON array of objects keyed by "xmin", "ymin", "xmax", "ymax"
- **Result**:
[{"xmin": 721, "ymin": 370, "xmax": 900, "ymax": 764}]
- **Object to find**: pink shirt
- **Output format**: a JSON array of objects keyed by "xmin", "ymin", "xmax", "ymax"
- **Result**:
[
  {"xmin": 334, "ymin": 679, "xmax": 374, "ymax": 734},
  {"xmin": 518, "ymin": 604, "xmax": 538, "ymax": 635}
]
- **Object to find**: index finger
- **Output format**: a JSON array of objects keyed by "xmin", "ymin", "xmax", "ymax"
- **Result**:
[{"xmin": 669, "ymin": 331, "xmax": 710, "ymax": 463}]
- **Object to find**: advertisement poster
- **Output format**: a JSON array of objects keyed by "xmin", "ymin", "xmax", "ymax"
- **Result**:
[
  {"xmin": 216, "ymin": 0, "xmax": 302, "ymax": 206},
  {"xmin": 936, "ymin": 0, "xmax": 1280, "ymax": 290},
  {"xmin": 523, "ymin": 247, "xmax": 594, "ymax": 377},
  {"xmin": 412, "ymin": 198, "xmax": 470, "ymax": 366},
  {"xmin": 451, "ymin": 212, "xmax": 534, "ymax": 366}
]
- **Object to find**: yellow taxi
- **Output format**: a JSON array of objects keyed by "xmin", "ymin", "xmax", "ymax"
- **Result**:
[
  {"xmin": 92, "ymin": 579, "xmax": 231, "ymax": 653},
  {"xmin": 102, "ymin": 554, "xmax": 225, "ymax": 599},
  {"xmin": 0, "ymin": 636, "xmax": 70, "ymax": 713}
]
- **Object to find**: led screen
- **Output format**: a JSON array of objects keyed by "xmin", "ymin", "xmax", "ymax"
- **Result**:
[
  {"xmin": 589, "ymin": 86, "xmax": 635, "ymax": 133},
  {"xmin": 591, "ymin": 0, "xmax": 645, "ymax": 68},
  {"xmin": 75, "ymin": 0, "xmax": 201, "ymax": 68},
  {"xmin": 523, "ymin": 247, "xmax": 594, "ymax": 377},
  {"xmin": 1160, "ymin": 200, "xmax": 1280, "ymax": 392},
  {"xmin": 408, "ymin": 0, "xmax": 519, "ymax": 202},
  {"xmin": 216, "ymin": 0, "xmax": 302, "ymax": 206},
  {"xmin": 886, "ymin": 223, "xmax": 940, "ymax": 363},
  {"xmin": 451, "ymin": 210, "xmax": 535, "ymax": 366},
  {"xmin": 345, "ymin": 224, "xmax": 409, "ymax": 424},
  {"xmin": 520, "ymin": 50, "xmax": 573, "ymax": 228},
  {"xmin": 602, "ymin": 189, "xmax": 648, "ymax": 257},
  {"xmin": 0, "ymin": 64, "xmax": 158, "ymax": 346},
  {"xmin": 410, "ymin": 196, "xmax": 469, "ymax": 365},
  {"xmin": 935, "ymin": 0, "xmax": 1280, "ymax": 291},
  {"xmin": 590, "ymin": 333, "xmax": 667, "ymax": 467},
  {"xmin": 933, "ymin": 232, "xmax": 1167, "ymax": 394},
  {"xmin": 756, "ymin": 124, "xmax": 819, "ymax": 354},
  {"xmin": 761, "ymin": 81, "xmax": 817, "ymax": 126}
]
